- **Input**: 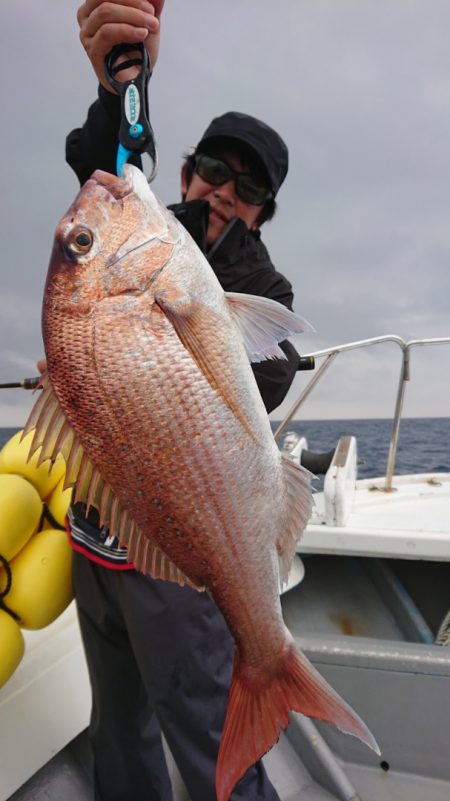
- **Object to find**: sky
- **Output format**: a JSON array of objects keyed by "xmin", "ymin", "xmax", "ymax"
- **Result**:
[{"xmin": 1, "ymin": 0, "xmax": 450, "ymax": 427}]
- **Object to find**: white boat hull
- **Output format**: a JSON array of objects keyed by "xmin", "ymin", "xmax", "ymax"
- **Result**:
[{"xmin": 0, "ymin": 603, "xmax": 90, "ymax": 801}]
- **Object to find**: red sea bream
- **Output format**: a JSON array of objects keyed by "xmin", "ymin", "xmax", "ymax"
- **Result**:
[{"xmin": 25, "ymin": 165, "xmax": 378, "ymax": 801}]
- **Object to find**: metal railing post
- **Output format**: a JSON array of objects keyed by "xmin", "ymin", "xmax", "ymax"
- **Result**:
[
  {"xmin": 273, "ymin": 353, "xmax": 338, "ymax": 441},
  {"xmin": 384, "ymin": 345, "xmax": 409, "ymax": 491}
]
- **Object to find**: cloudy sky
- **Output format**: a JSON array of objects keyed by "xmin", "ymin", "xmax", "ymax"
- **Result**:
[{"xmin": 1, "ymin": 0, "xmax": 450, "ymax": 427}]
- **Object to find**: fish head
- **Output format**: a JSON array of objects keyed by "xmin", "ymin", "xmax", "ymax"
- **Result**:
[{"xmin": 44, "ymin": 165, "xmax": 176, "ymax": 317}]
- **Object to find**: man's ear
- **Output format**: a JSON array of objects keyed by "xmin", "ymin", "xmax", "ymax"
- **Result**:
[{"xmin": 181, "ymin": 162, "xmax": 189, "ymax": 197}]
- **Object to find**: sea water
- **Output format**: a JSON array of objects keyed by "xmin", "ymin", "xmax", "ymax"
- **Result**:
[
  {"xmin": 0, "ymin": 417, "xmax": 448, "ymax": 480},
  {"xmin": 271, "ymin": 417, "xmax": 450, "ymax": 479}
]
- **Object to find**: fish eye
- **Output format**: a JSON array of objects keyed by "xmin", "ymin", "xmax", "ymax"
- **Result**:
[{"xmin": 66, "ymin": 227, "xmax": 94, "ymax": 255}]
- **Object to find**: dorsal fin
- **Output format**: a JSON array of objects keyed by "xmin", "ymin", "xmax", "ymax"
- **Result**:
[{"xmin": 22, "ymin": 374, "xmax": 203, "ymax": 591}]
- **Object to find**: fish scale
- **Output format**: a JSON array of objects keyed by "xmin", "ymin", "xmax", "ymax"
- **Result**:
[
  {"xmin": 64, "ymin": 303, "xmax": 263, "ymax": 589},
  {"xmin": 27, "ymin": 164, "xmax": 378, "ymax": 801}
]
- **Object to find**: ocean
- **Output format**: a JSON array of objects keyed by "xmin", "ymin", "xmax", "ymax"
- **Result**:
[
  {"xmin": 1, "ymin": 417, "xmax": 448, "ymax": 480},
  {"xmin": 271, "ymin": 417, "xmax": 450, "ymax": 479}
]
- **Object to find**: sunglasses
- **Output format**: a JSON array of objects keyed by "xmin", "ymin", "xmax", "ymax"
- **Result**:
[{"xmin": 193, "ymin": 154, "xmax": 272, "ymax": 206}]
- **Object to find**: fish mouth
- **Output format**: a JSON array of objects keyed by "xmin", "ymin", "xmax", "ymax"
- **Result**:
[
  {"xmin": 89, "ymin": 164, "xmax": 156, "ymax": 208},
  {"xmin": 89, "ymin": 165, "xmax": 153, "ymax": 205},
  {"xmin": 89, "ymin": 165, "xmax": 175, "ymax": 275},
  {"xmin": 89, "ymin": 169, "xmax": 135, "ymax": 202}
]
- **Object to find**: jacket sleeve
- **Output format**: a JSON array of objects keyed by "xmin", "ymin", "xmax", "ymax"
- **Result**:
[
  {"xmin": 251, "ymin": 309, "xmax": 301, "ymax": 414},
  {"xmin": 65, "ymin": 85, "xmax": 142, "ymax": 185},
  {"xmin": 252, "ymin": 342, "xmax": 300, "ymax": 414},
  {"xmin": 247, "ymin": 242, "xmax": 301, "ymax": 414}
]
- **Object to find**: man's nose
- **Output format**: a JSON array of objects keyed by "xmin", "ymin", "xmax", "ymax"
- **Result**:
[{"xmin": 214, "ymin": 178, "xmax": 236, "ymax": 203}]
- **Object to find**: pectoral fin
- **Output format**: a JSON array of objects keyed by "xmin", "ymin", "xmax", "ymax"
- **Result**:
[
  {"xmin": 225, "ymin": 292, "xmax": 314, "ymax": 363},
  {"xmin": 154, "ymin": 287, "xmax": 257, "ymax": 437}
]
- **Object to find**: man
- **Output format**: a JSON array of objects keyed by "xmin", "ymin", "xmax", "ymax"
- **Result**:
[{"xmin": 66, "ymin": 2, "xmax": 301, "ymax": 799}]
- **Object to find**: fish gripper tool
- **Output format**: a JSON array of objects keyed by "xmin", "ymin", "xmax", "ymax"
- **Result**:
[{"xmin": 104, "ymin": 42, "xmax": 158, "ymax": 182}]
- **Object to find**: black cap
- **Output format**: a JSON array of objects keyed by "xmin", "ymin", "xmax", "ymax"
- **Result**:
[{"xmin": 195, "ymin": 111, "xmax": 289, "ymax": 197}]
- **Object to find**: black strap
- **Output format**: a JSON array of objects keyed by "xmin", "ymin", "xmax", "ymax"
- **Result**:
[
  {"xmin": 0, "ymin": 554, "xmax": 21, "ymax": 621},
  {"xmin": 41, "ymin": 504, "xmax": 66, "ymax": 532}
]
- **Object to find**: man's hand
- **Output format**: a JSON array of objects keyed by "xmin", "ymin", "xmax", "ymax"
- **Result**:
[{"xmin": 77, "ymin": 0, "xmax": 165, "ymax": 92}]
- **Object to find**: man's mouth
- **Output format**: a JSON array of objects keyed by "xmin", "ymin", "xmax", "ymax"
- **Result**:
[{"xmin": 209, "ymin": 206, "xmax": 229, "ymax": 224}]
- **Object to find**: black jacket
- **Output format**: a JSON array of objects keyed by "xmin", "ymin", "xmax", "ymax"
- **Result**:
[{"xmin": 66, "ymin": 86, "xmax": 301, "ymax": 413}]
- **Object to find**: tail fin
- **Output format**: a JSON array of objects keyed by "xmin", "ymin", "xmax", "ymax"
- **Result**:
[{"xmin": 216, "ymin": 636, "xmax": 379, "ymax": 801}]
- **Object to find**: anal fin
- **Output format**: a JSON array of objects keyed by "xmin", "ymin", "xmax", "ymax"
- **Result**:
[{"xmin": 276, "ymin": 454, "xmax": 314, "ymax": 587}]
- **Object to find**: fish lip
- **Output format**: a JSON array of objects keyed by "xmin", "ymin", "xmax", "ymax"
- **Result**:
[{"xmin": 89, "ymin": 169, "xmax": 135, "ymax": 202}]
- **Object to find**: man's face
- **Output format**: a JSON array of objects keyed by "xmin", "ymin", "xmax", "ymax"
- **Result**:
[{"xmin": 181, "ymin": 147, "xmax": 266, "ymax": 246}]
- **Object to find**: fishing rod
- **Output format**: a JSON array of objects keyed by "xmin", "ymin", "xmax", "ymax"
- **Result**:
[
  {"xmin": 297, "ymin": 356, "xmax": 315, "ymax": 371},
  {"xmin": 0, "ymin": 358, "xmax": 314, "ymax": 393},
  {"xmin": 0, "ymin": 377, "xmax": 40, "ymax": 390}
]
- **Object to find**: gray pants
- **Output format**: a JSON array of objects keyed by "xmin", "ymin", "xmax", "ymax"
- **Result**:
[{"xmin": 73, "ymin": 552, "xmax": 280, "ymax": 801}]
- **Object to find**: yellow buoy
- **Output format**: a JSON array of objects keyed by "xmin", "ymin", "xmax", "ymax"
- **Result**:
[
  {"xmin": 0, "ymin": 473, "xmax": 42, "ymax": 562},
  {"xmin": 41, "ymin": 474, "xmax": 72, "ymax": 530},
  {"xmin": 0, "ymin": 429, "xmax": 65, "ymax": 500},
  {"xmin": 0, "ymin": 608, "xmax": 25, "ymax": 689},
  {"xmin": 0, "ymin": 529, "xmax": 73, "ymax": 630}
]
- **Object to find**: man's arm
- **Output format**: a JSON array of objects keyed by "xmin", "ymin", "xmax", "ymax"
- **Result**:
[
  {"xmin": 77, "ymin": 0, "xmax": 164, "ymax": 92},
  {"xmin": 67, "ymin": 0, "xmax": 164, "ymax": 184},
  {"xmin": 252, "ymin": 343, "xmax": 300, "ymax": 415},
  {"xmin": 66, "ymin": 88, "xmax": 142, "ymax": 185}
]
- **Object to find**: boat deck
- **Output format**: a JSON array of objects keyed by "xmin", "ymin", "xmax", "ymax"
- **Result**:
[
  {"xmin": 4, "ymin": 554, "xmax": 450, "ymax": 801},
  {"xmin": 301, "ymin": 473, "xmax": 450, "ymax": 560},
  {"xmin": 1, "ymin": 604, "xmax": 335, "ymax": 801},
  {"xmin": 6, "ymin": 721, "xmax": 337, "ymax": 801}
]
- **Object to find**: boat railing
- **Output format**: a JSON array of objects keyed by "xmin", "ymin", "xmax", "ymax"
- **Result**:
[{"xmin": 273, "ymin": 335, "xmax": 450, "ymax": 491}]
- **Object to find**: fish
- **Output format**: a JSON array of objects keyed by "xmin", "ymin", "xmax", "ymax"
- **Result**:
[{"xmin": 25, "ymin": 165, "xmax": 378, "ymax": 801}]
